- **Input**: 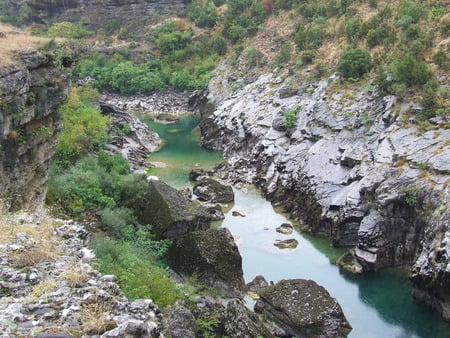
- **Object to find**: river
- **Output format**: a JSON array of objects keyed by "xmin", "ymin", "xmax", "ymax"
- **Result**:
[{"xmin": 143, "ymin": 115, "xmax": 450, "ymax": 338}]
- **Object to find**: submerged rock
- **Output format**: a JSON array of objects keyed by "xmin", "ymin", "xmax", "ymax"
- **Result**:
[
  {"xmin": 274, "ymin": 238, "xmax": 299, "ymax": 249},
  {"xmin": 134, "ymin": 180, "xmax": 212, "ymax": 239},
  {"xmin": 276, "ymin": 223, "xmax": 294, "ymax": 235},
  {"xmin": 254, "ymin": 279, "xmax": 352, "ymax": 338},
  {"xmin": 167, "ymin": 228, "xmax": 245, "ymax": 298},
  {"xmin": 193, "ymin": 178, "xmax": 234, "ymax": 203},
  {"xmin": 232, "ymin": 210, "xmax": 246, "ymax": 217}
]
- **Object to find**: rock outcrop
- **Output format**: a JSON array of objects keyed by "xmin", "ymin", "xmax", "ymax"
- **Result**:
[
  {"xmin": 200, "ymin": 64, "xmax": 450, "ymax": 318},
  {"xmin": 101, "ymin": 103, "xmax": 161, "ymax": 172},
  {"xmin": 193, "ymin": 178, "xmax": 234, "ymax": 203},
  {"xmin": 0, "ymin": 50, "xmax": 69, "ymax": 211},
  {"xmin": 133, "ymin": 180, "xmax": 212, "ymax": 239},
  {"xmin": 167, "ymin": 227, "xmax": 245, "ymax": 298},
  {"xmin": 0, "ymin": 213, "xmax": 161, "ymax": 337},
  {"xmin": 254, "ymin": 279, "xmax": 352, "ymax": 338}
]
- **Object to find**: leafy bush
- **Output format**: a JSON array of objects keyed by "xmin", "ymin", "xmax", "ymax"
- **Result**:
[
  {"xmin": 188, "ymin": 0, "xmax": 218, "ymax": 28},
  {"xmin": 391, "ymin": 55, "xmax": 432, "ymax": 86},
  {"xmin": 440, "ymin": 18, "xmax": 450, "ymax": 37},
  {"xmin": 284, "ymin": 105, "xmax": 301, "ymax": 128},
  {"xmin": 294, "ymin": 24, "xmax": 327, "ymax": 51},
  {"xmin": 345, "ymin": 17, "xmax": 363, "ymax": 42},
  {"xmin": 274, "ymin": 44, "xmax": 292, "ymax": 68},
  {"xmin": 91, "ymin": 237, "xmax": 181, "ymax": 308},
  {"xmin": 48, "ymin": 21, "xmax": 93, "ymax": 39},
  {"xmin": 337, "ymin": 48, "xmax": 372, "ymax": 79},
  {"xmin": 246, "ymin": 47, "xmax": 265, "ymax": 68},
  {"xmin": 432, "ymin": 50, "xmax": 449, "ymax": 69},
  {"xmin": 55, "ymin": 86, "xmax": 109, "ymax": 167}
]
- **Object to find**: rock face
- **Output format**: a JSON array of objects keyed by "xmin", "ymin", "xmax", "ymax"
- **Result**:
[
  {"xmin": 101, "ymin": 104, "xmax": 161, "ymax": 172},
  {"xmin": 167, "ymin": 227, "xmax": 245, "ymax": 298},
  {"xmin": 193, "ymin": 178, "xmax": 234, "ymax": 203},
  {"xmin": 2, "ymin": 1, "xmax": 188, "ymax": 39},
  {"xmin": 254, "ymin": 279, "xmax": 352, "ymax": 338},
  {"xmin": 134, "ymin": 180, "xmax": 212, "ymax": 239},
  {"xmin": 0, "ymin": 213, "xmax": 161, "ymax": 337},
  {"xmin": 0, "ymin": 50, "xmax": 69, "ymax": 211},
  {"xmin": 162, "ymin": 301, "xmax": 197, "ymax": 338},
  {"xmin": 200, "ymin": 64, "xmax": 450, "ymax": 318}
]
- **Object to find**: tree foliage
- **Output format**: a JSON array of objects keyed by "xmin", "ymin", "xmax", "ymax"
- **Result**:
[{"xmin": 337, "ymin": 48, "xmax": 372, "ymax": 79}]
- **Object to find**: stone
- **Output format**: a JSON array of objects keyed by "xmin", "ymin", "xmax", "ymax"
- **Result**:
[
  {"xmin": 193, "ymin": 178, "xmax": 235, "ymax": 203},
  {"xmin": 133, "ymin": 180, "xmax": 212, "ymax": 239},
  {"xmin": 167, "ymin": 228, "xmax": 245, "ymax": 298},
  {"xmin": 246, "ymin": 275, "xmax": 269, "ymax": 294},
  {"xmin": 232, "ymin": 210, "xmax": 246, "ymax": 217},
  {"xmin": 275, "ymin": 223, "xmax": 294, "ymax": 235},
  {"xmin": 274, "ymin": 239, "xmax": 299, "ymax": 249},
  {"xmin": 162, "ymin": 301, "xmax": 197, "ymax": 338},
  {"xmin": 254, "ymin": 279, "xmax": 352, "ymax": 338}
]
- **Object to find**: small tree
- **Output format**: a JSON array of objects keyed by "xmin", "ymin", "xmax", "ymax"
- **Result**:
[{"xmin": 337, "ymin": 47, "xmax": 372, "ymax": 79}]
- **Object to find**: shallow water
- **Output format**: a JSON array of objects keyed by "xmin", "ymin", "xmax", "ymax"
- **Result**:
[{"xmin": 143, "ymin": 115, "xmax": 450, "ymax": 338}]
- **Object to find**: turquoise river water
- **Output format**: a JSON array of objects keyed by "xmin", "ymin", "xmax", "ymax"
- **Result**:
[{"xmin": 143, "ymin": 115, "xmax": 450, "ymax": 338}]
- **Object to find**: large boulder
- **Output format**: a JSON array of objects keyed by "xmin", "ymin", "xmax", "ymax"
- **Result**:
[
  {"xmin": 162, "ymin": 301, "xmax": 197, "ymax": 338},
  {"xmin": 167, "ymin": 228, "xmax": 245, "ymax": 298},
  {"xmin": 254, "ymin": 279, "xmax": 352, "ymax": 338},
  {"xmin": 193, "ymin": 298, "xmax": 274, "ymax": 338},
  {"xmin": 193, "ymin": 178, "xmax": 235, "ymax": 203},
  {"xmin": 134, "ymin": 180, "xmax": 211, "ymax": 239}
]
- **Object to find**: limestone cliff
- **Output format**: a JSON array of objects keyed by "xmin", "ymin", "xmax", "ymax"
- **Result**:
[
  {"xmin": 200, "ymin": 64, "xmax": 450, "ymax": 319},
  {"xmin": 0, "ymin": 50, "xmax": 69, "ymax": 211}
]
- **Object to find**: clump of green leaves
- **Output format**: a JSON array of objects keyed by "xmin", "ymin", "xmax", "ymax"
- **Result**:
[
  {"xmin": 48, "ymin": 21, "xmax": 93, "ymax": 39},
  {"xmin": 284, "ymin": 105, "xmax": 301, "ymax": 128},
  {"xmin": 337, "ymin": 47, "xmax": 372, "ymax": 80},
  {"xmin": 55, "ymin": 85, "xmax": 109, "ymax": 167},
  {"xmin": 91, "ymin": 237, "xmax": 181, "ymax": 308},
  {"xmin": 401, "ymin": 186, "xmax": 420, "ymax": 207}
]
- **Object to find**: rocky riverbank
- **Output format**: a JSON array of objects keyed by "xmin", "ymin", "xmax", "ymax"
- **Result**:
[
  {"xmin": 0, "ymin": 212, "xmax": 161, "ymax": 337},
  {"xmin": 200, "ymin": 63, "xmax": 450, "ymax": 320}
]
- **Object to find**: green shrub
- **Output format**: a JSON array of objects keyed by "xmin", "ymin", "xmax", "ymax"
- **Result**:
[
  {"xmin": 421, "ymin": 79, "xmax": 439, "ymax": 111},
  {"xmin": 55, "ymin": 86, "xmax": 109, "ymax": 167},
  {"xmin": 48, "ymin": 21, "xmax": 93, "ymax": 39},
  {"xmin": 246, "ymin": 47, "xmax": 265, "ymax": 68},
  {"xmin": 284, "ymin": 105, "xmax": 301, "ymax": 128},
  {"xmin": 188, "ymin": 0, "xmax": 218, "ymax": 28},
  {"xmin": 91, "ymin": 237, "xmax": 180, "ymax": 308},
  {"xmin": 300, "ymin": 50, "xmax": 316, "ymax": 64},
  {"xmin": 440, "ymin": 18, "xmax": 450, "ymax": 37},
  {"xmin": 391, "ymin": 55, "xmax": 432, "ymax": 86},
  {"xmin": 432, "ymin": 50, "xmax": 449, "ymax": 69},
  {"xmin": 397, "ymin": 0, "xmax": 428, "ymax": 24},
  {"xmin": 294, "ymin": 24, "xmax": 327, "ymax": 51},
  {"xmin": 337, "ymin": 47, "xmax": 372, "ymax": 79},
  {"xmin": 345, "ymin": 17, "xmax": 363, "ymax": 42},
  {"xmin": 274, "ymin": 44, "xmax": 292, "ymax": 68}
]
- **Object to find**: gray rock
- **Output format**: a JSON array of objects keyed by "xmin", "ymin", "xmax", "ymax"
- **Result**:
[
  {"xmin": 254, "ymin": 279, "xmax": 352, "ymax": 338},
  {"xmin": 274, "ymin": 238, "xmax": 299, "ymax": 249},
  {"xmin": 167, "ymin": 228, "xmax": 245, "ymax": 298},
  {"xmin": 275, "ymin": 223, "xmax": 294, "ymax": 235},
  {"xmin": 193, "ymin": 178, "xmax": 234, "ymax": 203},
  {"xmin": 134, "ymin": 180, "xmax": 212, "ymax": 239},
  {"xmin": 162, "ymin": 301, "xmax": 197, "ymax": 338}
]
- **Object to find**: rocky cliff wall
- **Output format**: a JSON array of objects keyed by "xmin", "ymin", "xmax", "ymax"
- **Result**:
[
  {"xmin": 2, "ymin": 0, "xmax": 189, "ymax": 32},
  {"xmin": 0, "ymin": 50, "xmax": 69, "ymax": 211},
  {"xmin": 200, "ymin": 65, "xmax": 450, "ymax": 320}
]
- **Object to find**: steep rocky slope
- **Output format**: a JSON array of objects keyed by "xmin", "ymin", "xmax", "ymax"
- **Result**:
[
  {"xmin": 0, "ymin": 49, "xmax": 69, "ymax": 211},
  {"xmin": 200, "ymin": 63, "xmax": 450, "ymax": 319}
]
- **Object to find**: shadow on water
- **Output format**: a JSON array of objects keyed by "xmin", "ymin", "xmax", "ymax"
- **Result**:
[{"xmin": 142, "ymin": 114, "xmax": 450, "ymax": 338}]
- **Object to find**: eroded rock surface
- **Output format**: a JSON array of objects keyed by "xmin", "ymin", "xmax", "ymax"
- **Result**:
[
  {"xmin": 167, "ymin": 227, "xmax": 245, "ymax": 298},
  {"xmin": 200, "ymin": 65, "xmax": 450, "ymax": 318},
  {"xmin": 0, "ymin": 50, "xmax": 69, "ymax": 211},
  {"xmin": 254, "ymin": 279, "xmax": 352, "ymax": 338},
  {"xmin": 134, "ymin": 180, "xmax": 212, "ymax": 239},
  {"xmin": 193, "ymin": 178, "xmax": 234, "ymax": 203}
]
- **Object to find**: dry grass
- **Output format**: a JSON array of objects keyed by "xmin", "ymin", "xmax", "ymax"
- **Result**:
[
  {"xmin": 26, "ymin": 279, "xmax": 58, "ymax": 303},
  {"xmin": 81, "ymin": 296, "xmax": 117, "ymax": 335},
  {"xmin": 0, "ymin": 23, "xmax": 49, "ymax": 67},
  {"xmin": 0, "ymin": 212, "xmax": 63, "ymax": 267},
  {"xmin": 62, "ymin": 261, "xmax": 91, "ymax": 286}
]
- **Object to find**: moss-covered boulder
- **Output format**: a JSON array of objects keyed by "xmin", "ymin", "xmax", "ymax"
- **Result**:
[
  {"xmin": 134, "ymin": 180, "xmax": 211, "ymax": 239},
  {"xmin": 193, "ymin": 178, "xmax": 234, "ymax": 203},
  {"xmin": 167, "ymin": 228, "xmax": 245, "ymax": 298},
  {"xmin": 254, "ymin": 279, "xmax": 352, "ymax": 338}
]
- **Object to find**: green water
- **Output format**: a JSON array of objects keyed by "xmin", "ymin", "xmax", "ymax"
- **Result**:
[
  {"xmin": 143, "ymin": 115, "xmax": 450, "ymax": 338},
  {"xmin": 142, "ymin": 115, "xmax": 222, "ymax": 187}
]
